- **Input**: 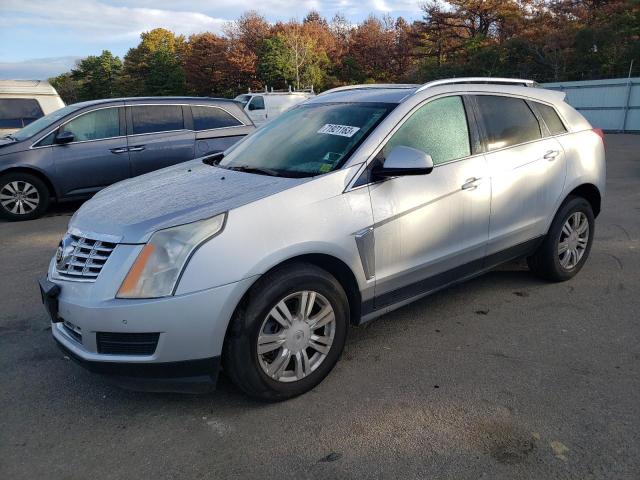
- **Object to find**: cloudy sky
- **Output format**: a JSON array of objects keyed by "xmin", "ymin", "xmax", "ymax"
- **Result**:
[{"xmin": 0, "ymin": 0, "xmax": 422, "ymax": 79}]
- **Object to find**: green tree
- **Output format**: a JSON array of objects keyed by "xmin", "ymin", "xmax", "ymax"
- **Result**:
[
  {"xmin": 48, "ymin": 72, "xmax": 79, "ymax": 104},
  {"xmin": 69, "ymin": 50, "xmax": 122, "ymax": 100}
]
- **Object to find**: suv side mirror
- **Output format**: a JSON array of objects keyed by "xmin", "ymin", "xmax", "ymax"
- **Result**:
[
  {"xmin": 374, "ymin": 146, "xmax": 434, "ymax": 178},
  {"xmin": 55, "ymin": 131, "xmax": 75, "ymax": 145}
]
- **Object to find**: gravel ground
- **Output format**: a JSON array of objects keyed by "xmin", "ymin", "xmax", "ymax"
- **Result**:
[{"xmin": 1, "ymin": 134, "xmax": 638, "ymax": 479}]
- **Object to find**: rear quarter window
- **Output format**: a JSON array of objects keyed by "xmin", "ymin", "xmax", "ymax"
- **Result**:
[
  {"xmin": 192, "ymin": 106, "xmax": 242, "ymax": 130},
  {"xmin": 476, "ymin": 95, "xmax": 541, "ymax": 150},
  {"xmin": 535, "ymin": 102, "xmax": 567, "ymax": 135},
  {"xmin": 131, "ymin": 105, "xmax": 184, "ymax": 135},
  {"xmin": 0, "ymin": 98, "xmax": 44, "ymax": 129}
]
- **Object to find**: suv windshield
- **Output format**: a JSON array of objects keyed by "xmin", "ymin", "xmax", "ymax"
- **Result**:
[
  {"xmin": 218, "ymin": 102, "xmax": 394, "ymax": 177},
  {"xmin": 9, "ymin": 104, "xmax": 79, "ymax": 142}
]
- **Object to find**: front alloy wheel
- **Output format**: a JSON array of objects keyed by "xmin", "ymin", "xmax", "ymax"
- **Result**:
[
  {"xmin": 257, "ymin": 291, "xmax": 336, "ymax": 382},
  {"xmin": 0, "ymin": 173, "xmax": 50, "ymax": 221},
  {"xmin": 223, "ymin": 263, "xmax": 348, "ymax": 401}
]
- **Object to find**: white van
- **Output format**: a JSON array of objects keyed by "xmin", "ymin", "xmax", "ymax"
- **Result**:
[
  {"xmin": 0, "ymin": 80, "xmax": 65, "ymax": 137},
  {"xmin": 235, "ymin": 89, "xmax": 315, "ymax": 125}
]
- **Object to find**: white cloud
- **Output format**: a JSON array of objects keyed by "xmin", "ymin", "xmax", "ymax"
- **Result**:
[{"xmin": 1, "ymin": 0, "xmax": 228, "ymax": 41}]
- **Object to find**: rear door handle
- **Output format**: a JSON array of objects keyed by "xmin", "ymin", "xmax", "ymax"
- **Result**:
[
  {"xmin": 544, "ymin": 150, "xmax": 559, "ymax": 160},
  {"xmin": 128, "ymin": 145, "xmax": 145, "ymax": 152},
  {"xmin": 110, "ymin": 147, "xmax": 128, "ymax": 154},
  {"xmin": 461, "ymin": 177, "xmax": 481, "ymax": 191}
]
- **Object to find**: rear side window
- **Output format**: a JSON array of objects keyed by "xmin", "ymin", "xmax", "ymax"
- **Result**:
[
  {"xmin": 476, "ymin": 95, "xmax": 541, "ymax": 150},
  {"xmin": 60, "ymin": 108, "xmax": 120, "ymax": 142},
  {"xmin": 192, "ymin": 106, "xmax": 242, "ymax": 130},
  {"xmin": 383, "ymin": 96, "xmax": 471, "ymax": 165},
  {"xmin": 535, "ymin": 102, "xmax": 567, "ymax": 135},
  {"xmin": 248, "ymin": 96, "xmax": 265, "ymax": 111},
  {"xmin": 131, "ymin": 105, "xmax": 184, "ymax": 135},
  {"xmin": 0, "ymin": 99, "xmax": 44, "ymax": 129}
]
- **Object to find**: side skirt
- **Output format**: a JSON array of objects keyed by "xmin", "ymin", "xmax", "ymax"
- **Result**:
[{"xmin": 358, "ymin": 236, "xmax": 543, "ymax": 324}]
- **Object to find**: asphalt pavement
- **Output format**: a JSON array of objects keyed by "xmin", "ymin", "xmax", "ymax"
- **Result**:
[{"xmin": 1, "ymin": 134, "xmax": 639, "ymax": 479}]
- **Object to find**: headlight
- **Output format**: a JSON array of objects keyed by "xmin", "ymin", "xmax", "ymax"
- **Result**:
[{"xmin": 117, "ymin": 213, "xmax": 226, "ymax": 299}]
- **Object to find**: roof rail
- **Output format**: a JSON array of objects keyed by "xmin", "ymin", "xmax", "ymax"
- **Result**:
[
  {"xmin": 415, "ymin": 77, "xmax": 536, "ymax": 93},
  {"xmin": 319, "ymin": 84, "xmax": 419, "ymax": 96}
]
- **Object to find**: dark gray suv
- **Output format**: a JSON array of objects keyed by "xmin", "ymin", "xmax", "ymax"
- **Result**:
[{"xmin": 0, "ymin": 97, "xmax": 254, "ymax": 220}]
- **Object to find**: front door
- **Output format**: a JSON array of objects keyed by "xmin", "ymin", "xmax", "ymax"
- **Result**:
[
  {"xmin": 53, "ymin": 105, "xmax": 130, "ymax": 197},
  {"xmin": 246, "ymin": 96, "xmax": 267, "ymax": 125},
  {"xmin": 126, "ymin": 104, "xmax": 195, "ymax": 177},
  {"xmin": 369, "ymin": 95, "xmax": 490, "ymax": 308}
]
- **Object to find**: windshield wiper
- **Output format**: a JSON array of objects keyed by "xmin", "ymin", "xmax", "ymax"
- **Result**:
[{"xmin": 226, "ymin": 165, "xmax": 282, "ymax": 177}]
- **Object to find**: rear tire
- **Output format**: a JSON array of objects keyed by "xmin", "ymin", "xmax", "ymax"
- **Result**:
[
  {"xmin": 527, "ymin": 196, "xmax": 595, "ymax": 282},
  {"xmin": 0, "ymin": 172, "xmax": 50, "ymax": 221},
  {"xmin": 223, "ymin": 263, "xmax": 349, "ymax": 401}
]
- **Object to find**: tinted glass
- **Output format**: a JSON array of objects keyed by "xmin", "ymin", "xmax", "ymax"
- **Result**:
[
  {"xmin": 535, "ymin": 102, "xmax": 567, "ymax": 135},
  {"xmin": 12, "ymin": 104, "xmax": 78, "ymax": 142},
  {"xmin": 61, "ymin": 108, "xmax": 120, "ymax": 141},
  {"xmin": 383, "ymin": 96, "xmax": 471, "ymax": 165},
  {"xmin": 476, "ymin": 95, "xmax": 541, "ymax": 150},
  {"xmin": 249, "ymin": 96, "xmax": 265, "ymax": 110},
  {"xmin": 0, "ymin": 99, "xmax": 44, "ymax": 129},
  {"xmin": 219, "ymin": 103, "xmax": 393, "ymax": 177},
  {"xmin": 234, "ymin": 95, "xmax": 251, "ymax": 107},
  {"xmin": 131, "ymin": 105, "xmax": 183, "ymax": 135},
  {"xmin": 192, "ymin": 106, "xmax": 242, "ymax": 130}
]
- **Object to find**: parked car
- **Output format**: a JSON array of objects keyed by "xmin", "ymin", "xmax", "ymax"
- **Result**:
[
  {"xmin": 235, "ymin": 88, "xmax": 315, "ymax": 125},
  {"xmin": 0, "ymin": 80, "xmax": 65, "ymax": 137},
  {"xmin": 0, "ymin": 97, "xmax": 254, "ymax": 220},
  {"xmin": 40, "ymin": 78, "xmax": 605, "ymax": 400}
]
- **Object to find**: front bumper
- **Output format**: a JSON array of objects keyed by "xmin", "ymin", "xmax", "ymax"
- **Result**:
[{"xmin": 43, "ymin": 268, "xmax": 257, "ymax": 391}]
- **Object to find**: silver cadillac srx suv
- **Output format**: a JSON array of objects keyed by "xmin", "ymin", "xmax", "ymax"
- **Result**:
[{"xmin": 40, "ymin": 78, "xmax": 606, "ymax": 400}]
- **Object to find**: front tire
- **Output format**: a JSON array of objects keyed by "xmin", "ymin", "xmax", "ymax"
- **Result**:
[
  {"xmin": 0, "ymin": 173, "xmax": 50, "ymax": 221},
  {"xmin": 527, "ymin": 195, "xmax": 595, "ymax": 282},
  {"xmin": 223, "ymin": 263, "xmax": 349, "ymax": 401}
]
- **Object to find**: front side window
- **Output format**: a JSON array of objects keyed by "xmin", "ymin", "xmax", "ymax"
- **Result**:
[
  {"xmin": 60, "ymin": 108, "xmax": 120, "ymax": 142},
  {"xmin": 535, "ymin": 102, "xmax": 567, "ymax": 136},
  {"xmin": 0, "ymin": 99, "xmax": 44, "ymax": 129},
  {"xmin": 192, "ymin": 106, "xmax": 242, "ymax": 130},
  {"xmin": 476, "ymin": 95, "xmax": 541, "ymax": 150},
  {"xmin": 131, "ymin": 105, "xmax": 184, "ymax": 135},
  {"xmin": 383, "ymin": 96, "xmax": 471, "ymax": 165},
  {"xmin": 218, "ymin": 102, "xmax": 394, "ymax": 177},
  {"xmin": 248, "ymin": 96, "xmax": 265, "ymax": 111}
]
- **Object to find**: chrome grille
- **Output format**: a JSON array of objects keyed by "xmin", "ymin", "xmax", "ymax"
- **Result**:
[{"xmin": 55, "ymin": 234, "xmax": 117, "ymax": 281}]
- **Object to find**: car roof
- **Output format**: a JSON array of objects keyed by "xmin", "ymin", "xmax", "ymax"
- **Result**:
[{"xmin": 67, "ymin": 97, "xmax": 240, "ymax": 108}]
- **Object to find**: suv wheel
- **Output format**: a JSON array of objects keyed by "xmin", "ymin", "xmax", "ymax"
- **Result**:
[
  {"xmin": 528, "ymin": 195, "xmax": 595, "ymax": 282},
  {"xmin": 0, "ymin": 173, "xmax": 50, "ymax": 221},
  {"xmin": 223, "ymin": 263, "xmax": 348, "ymax": 401}
]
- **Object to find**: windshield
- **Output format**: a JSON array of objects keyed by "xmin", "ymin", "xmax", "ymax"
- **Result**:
[
  {"xmin": 9, "ymin": 104, "xmax": 79, "ymax": 142},
  {"xmin": 218, "ymin": 102, "xmax": 394, "ymax": 177},
  {"xmin": 234, "ymin": 95, "xmax": 251, "ymax": 107}
]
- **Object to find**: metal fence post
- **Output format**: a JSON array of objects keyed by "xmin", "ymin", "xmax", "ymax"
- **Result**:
[{"xmin": 621, "ymin": 60, "xmax": 634, "ymax": 132}]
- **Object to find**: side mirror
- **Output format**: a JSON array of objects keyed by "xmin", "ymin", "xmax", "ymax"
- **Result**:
[
  {"xmin": 374, "ymin": 146, "xmax": 434, "ymax": 178},
  {"xmin": 55, "ymin": 131, "xmax": 75, "ymax": 145}
]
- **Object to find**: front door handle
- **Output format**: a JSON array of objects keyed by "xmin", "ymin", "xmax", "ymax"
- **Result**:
[
  {"xmin": 461, "ymin": 177, "xmax": 481, "ymax": 191},
  {"xmin": 544, "ymin": 149, "xmax": 559, "ymax": 161},
  {"xmin": 128, "ymin": 145, "xmax": 145, "ymax": 152},
  {"xmin": 110, "ymin": 147, "xmax": 128, "ymax": 154}
]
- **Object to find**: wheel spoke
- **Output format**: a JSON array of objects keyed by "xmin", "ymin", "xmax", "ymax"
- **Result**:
[
  {"xmin": 576, "ymin": 218, "xmax": 588, "ymax": 235},
  {"xmin": 17, "ymin": 201, "xmax": 25, "ymax": 215},
  {"xmin": 558, "ymin": 240, "xmax": 569, "ymax": 254},
  {"xmin": 308, "ymin": 304, "xmax": 334, "ymax": 330},
  {"xmin": 298, "ymin": 291, "xmax": 316, "ymax": 319},
  {"xmin": 270, "ymin": 300, "xmax": 293, "ymax": 327},
  {"xmin": 22, "ymin": 198, "xmax": 37, "ymax": 211},
  {"xmin": 22, "ymin": 184, "xmax": 36, "ymax": 196},
  {"xmin": 562, "ymin": 223, "xmax": 572, "ymax": 237},
  {"xmin": 257, "ymin": 332, "xmax": 287, "ymax": 354},
  {"xmin": 0, "ymin": 193, "xmax": 15, "ymax": 201},
  {"xmin": 5, "ymin": 182, "xmax": 18, "ymax": 194},
  {"xmin": 294, "ymin": 350, "xmax": 311, "ymax": 379},
  {"xmin": 267, "ymin": 348, "xmax": 291, "ymax": 378},
  {"xmin": 309, "ymin": 334, "xmax": 332, "ymax": 355}
]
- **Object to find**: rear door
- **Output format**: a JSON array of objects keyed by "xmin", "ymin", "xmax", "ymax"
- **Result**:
[
  {"xmin": 126, "ymin": 104, "xmax": 195, "ymax": 176},
  {"xmin": 52, "ymin": 104, "xmax": 130, "ymax": 197},
  {"xmin": 474, "ymin": 95, "xmax": 566, "ymax": 255}
]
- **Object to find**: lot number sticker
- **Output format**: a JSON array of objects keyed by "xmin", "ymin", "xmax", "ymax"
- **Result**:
[{"xmin": 318, "ymin": 124, "xmax": 361, "ymax": 138}]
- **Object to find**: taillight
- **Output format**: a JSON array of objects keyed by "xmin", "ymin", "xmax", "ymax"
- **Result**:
[{"xmin": 593, "ymin": 128, "xmax": 605, "ymax": 145}]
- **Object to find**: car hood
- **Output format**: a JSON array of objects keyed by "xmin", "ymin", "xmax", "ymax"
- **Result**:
[{"xmin": 69, "ymin": 159, "xmax": 308, "ymax": 243}]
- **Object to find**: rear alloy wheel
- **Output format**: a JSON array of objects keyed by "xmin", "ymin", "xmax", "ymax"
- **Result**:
[
  {"xmin": 528, "ymin": 195, "xmax": 595, "ymax": 282},
  {"xmin": 0, "ymin": 173, "xmax": 50, "ymax": 221},
  {"xmin": 223, "ymin": 263, "xmax": 348, "ymax": 401}
]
